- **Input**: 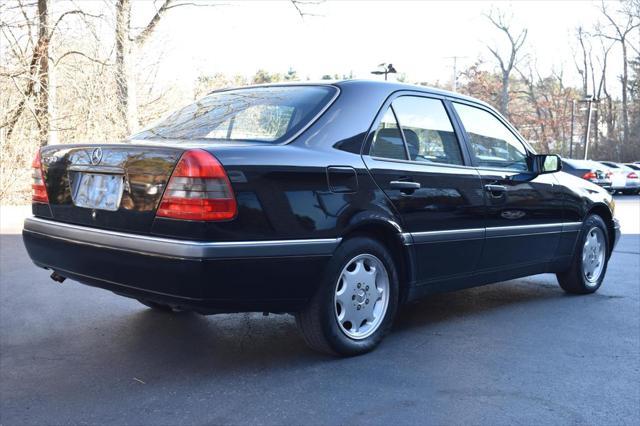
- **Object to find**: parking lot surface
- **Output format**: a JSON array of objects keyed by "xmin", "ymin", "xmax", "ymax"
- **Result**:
[{"xmin": 1, "ymin": 197, "xmax": 639, "ymax": 425}]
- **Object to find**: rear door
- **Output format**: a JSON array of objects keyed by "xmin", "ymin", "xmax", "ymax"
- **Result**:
[
  {"xmin": 362, "ymin": 93, "xmax": 485, "ymax": 284},
  {"xmin": 450, "ymin": 101, "xmax": 564, "ymax": 271}
]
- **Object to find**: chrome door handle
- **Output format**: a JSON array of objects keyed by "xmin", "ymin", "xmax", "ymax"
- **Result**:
[
  {"xmin": 390, "ymin": 181, "xmax": 421, "ymax": 190},
  {"xmin": 484, "ymin": 184, "xmax": 507, "ymax": 196}
]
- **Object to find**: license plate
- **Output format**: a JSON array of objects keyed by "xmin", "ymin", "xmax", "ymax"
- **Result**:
[{"xmin": 71, "ymin": 173, "xmax": 124, "ymax": 211}]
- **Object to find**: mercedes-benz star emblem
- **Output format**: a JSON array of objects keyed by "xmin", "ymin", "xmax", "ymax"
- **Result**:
[{"xmin": 90, "ymin": 147, "xmax": 103, "ymax": 165}]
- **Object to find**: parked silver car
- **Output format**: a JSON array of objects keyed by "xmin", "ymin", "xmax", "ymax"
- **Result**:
[
  {"xmin": 599, "ymin": 161, "xmax": 640, "ymax": 195},
  {"xmin": 561, "ymin": 159, "xmax": 612, "ymax": 190}
]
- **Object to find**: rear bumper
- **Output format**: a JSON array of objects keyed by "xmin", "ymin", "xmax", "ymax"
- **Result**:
[{"xmin": 22, "ymin": 217, "xmax": 339, "ymax": 313}]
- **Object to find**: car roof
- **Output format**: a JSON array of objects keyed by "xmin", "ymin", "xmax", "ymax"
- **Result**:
[
  {"xmin": 215, "ymin": 79, "xmax": 494, "ymax": 110},
  {"xmin": 333, "ymin": 79, "xmax": 489, "ymax": 106},
  {"xmin": 563, "ymin": 159, "xmax": 608, "ymax": 168}
]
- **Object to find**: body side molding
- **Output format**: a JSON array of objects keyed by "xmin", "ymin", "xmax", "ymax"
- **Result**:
[
  {"xmin": 23, "ymin": 217, "xmax": 341, "ymax": 259},
  {"xmin": 401, "ymin": 222, "xmax": 584, "ymax": 245}
]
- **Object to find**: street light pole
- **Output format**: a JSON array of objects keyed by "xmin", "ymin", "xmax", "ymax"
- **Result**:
[
  {"xmin": 371, "ymin": 63, "xmax": 397, "ymax": 81},
  {"xmin": 569, "ymin": 100, "xmax": 575, "ymax": 159},
  {"xmin": 583, "ymin": 95, "xmax": 595, "ymax": 160},
  {"xmin": 445, "ymin": 56, "xmax": 467, "ymax": 92}
]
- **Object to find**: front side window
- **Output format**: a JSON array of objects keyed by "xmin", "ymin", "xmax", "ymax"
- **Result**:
[
  {"xmin": 453, "ymin": 103, "xmax": 528, "ymax": 170},
  {"xmin": 369, "ymin": 107, "xmax": 407, "ymax": 160},
  {"xmin": 392, "ymin": 97, "xmax": 463, "ymax": 165},
  {"xmin": 132, "ymin": 86, "xmax": 337, "ymax": 143}
]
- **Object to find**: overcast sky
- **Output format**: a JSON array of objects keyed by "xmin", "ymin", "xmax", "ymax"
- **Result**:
[{"xmin": 125, "ymin": 0, "xmax": 622, "ymax": 94}]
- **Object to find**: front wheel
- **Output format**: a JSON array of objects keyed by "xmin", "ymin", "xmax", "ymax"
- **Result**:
[
  {"xmin": 556, "ymin": 214, "xmax": 610, "ymax": 294},
  {"xmin": 295, "ymin": 237, "xmax": 399, "ymax": 356}
]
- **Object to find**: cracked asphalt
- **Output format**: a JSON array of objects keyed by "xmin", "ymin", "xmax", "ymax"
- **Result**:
[{"xmin": 1, "ymin": 197, "xmax": 639, "ymax": 425}]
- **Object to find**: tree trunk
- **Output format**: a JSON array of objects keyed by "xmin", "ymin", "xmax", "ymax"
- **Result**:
[
  {"xmin": 501, "ymin": 72, "xmax": 509, "ymax": 116},
  {"xmin": 620, "ymin": 41, "xmax": 630, "ymax": 158},
  {"xmin": 35, "ymin": 0, "xmax": 50, "ymax": 147},
  {"xmin": 115, "ymin": 0, "xmax": 137, "ymax": 136}
]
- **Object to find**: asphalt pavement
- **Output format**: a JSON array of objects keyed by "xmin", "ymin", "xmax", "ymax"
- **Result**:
[{"xmin": 1, "ymin": 197, "xmax": 638, "ymax": 425}]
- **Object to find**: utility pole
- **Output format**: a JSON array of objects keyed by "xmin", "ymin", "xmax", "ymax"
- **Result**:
[
  {"xmin": 569, "ymin": 100, "xmax": 575, "ymax": 159},
  {"xmin": 445, "ymin": 56, "xmax": 467, "ymax": 92},
  {"xmin": 583, "ymin": 95, "xmax": 596, "ymax": 160}
]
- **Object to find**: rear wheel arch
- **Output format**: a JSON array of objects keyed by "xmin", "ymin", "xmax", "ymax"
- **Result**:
[
  {"xmin": 586, "ymin": 203, "xmax": 615, "ymax": 255},
  {"xmin": 341, "ymin": 220, "xmax": 411, "ymax": 302}
]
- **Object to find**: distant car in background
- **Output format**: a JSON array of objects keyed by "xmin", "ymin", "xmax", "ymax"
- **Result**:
[
  {"xmin": 561, "ymin": 159, "xmax": 612, "ymax": 191},
  {"xmin": 598, "ymin": 161, "xmax": 639, "ymax": 195}
]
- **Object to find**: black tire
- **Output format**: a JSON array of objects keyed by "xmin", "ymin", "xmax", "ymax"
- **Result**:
[
  {"xmin": 556, "ymin": 214, "xmax": 610, "ymax": 294},
  {"xmin": 295, "ymin": 236, "xmax": 399, "ymax": 356},
  {"xmin": 137, "ymin": 299, "xmax": 180, "ymax": 312},
  {"xmin": 622, "ymin": 189, "xmax": 635, "ymax": 195}
]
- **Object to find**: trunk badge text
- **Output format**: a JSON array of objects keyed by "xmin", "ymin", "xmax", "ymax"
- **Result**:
[{"xmin": 90, "ymin": 147, "xmax": 103, "ymax": 165}]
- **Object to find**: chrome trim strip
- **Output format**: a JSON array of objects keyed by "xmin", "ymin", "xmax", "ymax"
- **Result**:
[
  {"xmin": 402, "ymin": 228, "xmax": 485, "ymax": 245},
  {"xmin": 23, "ymin": 217, "xmax": 341, "ymax": 259},
  {"xmin": 68, "ymin": 165, "xmax": 125, "ymax": 174},
  {"xmin": 562, "ymin": 222, "xmax": 583, "ymax": 232},
  {"xmin": 485, "ymin": 223, "xmax": 563, "ymax": 238},
  {"xmin": 402, "ymin": 222, "xmax": 583, "ymax": 245}
]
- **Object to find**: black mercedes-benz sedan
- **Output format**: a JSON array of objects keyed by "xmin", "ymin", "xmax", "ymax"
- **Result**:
[{"xmin": 23, "ymin": 80, "xmax": 621, "ymax": 356}]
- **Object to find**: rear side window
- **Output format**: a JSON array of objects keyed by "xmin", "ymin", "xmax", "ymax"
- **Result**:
[
  {"xmin": 132, "ymin": 86, "xmax": 337, "ymax": 143},
  {"xmin": 370, "ymin": 107, "xmax": 407, "ymax": 160},
  {"xmin": 392, "ymin": 97, "xmax": 463, "ymax": 165},
  {"xmin": 453, "ymin": 102, "xmax": 528, "ymax": 171}
]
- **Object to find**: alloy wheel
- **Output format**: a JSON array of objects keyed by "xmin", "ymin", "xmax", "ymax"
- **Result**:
[{"xmin": 334, "ymin": 254, "xmax": 390, "ymax": 340}]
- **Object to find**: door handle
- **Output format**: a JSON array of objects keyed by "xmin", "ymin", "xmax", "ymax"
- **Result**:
[
  {"xmin": 484, "ymin": 184, "xmax": 507, "ymax": 197},
  {"xmin": 390, "ymin": 180, "xmax": 421, "ymax": 190}
]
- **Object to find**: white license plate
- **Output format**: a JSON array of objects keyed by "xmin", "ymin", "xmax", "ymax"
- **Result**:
[{"xmin": 71, "ymin": 173, "xmax": 124, "ymax": 211}]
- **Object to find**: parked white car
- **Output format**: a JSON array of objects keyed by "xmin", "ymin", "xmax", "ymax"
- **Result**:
[{"xmin": 599, "ymin": 161, "xmax": 640, "ymax": 195}]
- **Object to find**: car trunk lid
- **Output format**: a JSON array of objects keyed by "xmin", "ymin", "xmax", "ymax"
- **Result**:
[{"xmin": 40, "ymin": 143, "xmax": 183, "ymax": 234}]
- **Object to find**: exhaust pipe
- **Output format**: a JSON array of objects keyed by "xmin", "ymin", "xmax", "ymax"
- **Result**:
[{"xmin": 50, "ymin": 271, "xmax": 66, "ymax": 283}]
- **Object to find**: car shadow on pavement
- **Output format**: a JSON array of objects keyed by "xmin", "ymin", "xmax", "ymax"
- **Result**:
[
  {"xmin": 112, "ymin": 276, "xmax": 566, "ymax": 371},
  {"xmin": 392, "ymin": 276, "xmax": 564, "ymax": 333}
]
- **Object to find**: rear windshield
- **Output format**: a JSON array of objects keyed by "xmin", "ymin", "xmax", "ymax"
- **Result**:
[{"xmin": 132, "ymin": 86, "xmax": 337, "ymax": 143}]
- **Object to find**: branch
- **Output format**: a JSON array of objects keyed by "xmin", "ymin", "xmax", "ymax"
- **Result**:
[
  {"xmin": 290, "ymin": 0, "xmax": 322, "ymax": 19},
  {"xmin": 50, "ymin": 9, "xmax": 103, "ymax": 37},
  {"xmin": 54, "ymin": 50, "xmax": 111, "ymax": 67},
  {"xmin": 134, "ymin": 0, "xmax": 174, "ymax": 47},
  {"xmin": 487, "ymin": 46, "xmax": 506, "ymax": 72}
]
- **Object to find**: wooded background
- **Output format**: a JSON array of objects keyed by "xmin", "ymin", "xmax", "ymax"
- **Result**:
[{"xmin": 1, "ymin": 0, "xmax": 639, "ymax": 203}]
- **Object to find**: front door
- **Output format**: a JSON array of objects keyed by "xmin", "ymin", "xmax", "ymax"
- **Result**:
[
  {"xmin": 450, "ymin": 101, "xmax": 564, "ymax": 272},
  {"xmin": 363, "ymin": 94, "xmax": 485, "ymax": 284}
]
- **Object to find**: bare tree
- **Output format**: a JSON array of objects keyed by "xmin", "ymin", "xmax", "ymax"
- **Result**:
[
  {"xmin": 485, "ymin": 9, "xmax": 528, "ymax": 117},
  {"xmin": 596, "ymin": 0, "xmax": 640, "ymax": 157},
  {"xmin": 574, "ymin": 26, "xmax": 591, "ymax": 97},
  {"xmin": 1, "ymin": 0, "xmax": 50, "ymax": 145},
  {"xmin": 114, "ymin": 0, "xmax": 316, "ymax": 136}
]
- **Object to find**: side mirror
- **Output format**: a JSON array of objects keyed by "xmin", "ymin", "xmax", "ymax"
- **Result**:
[{"xmin": 532, "ymin": 154, "xmax": 562, "ymax": 174}]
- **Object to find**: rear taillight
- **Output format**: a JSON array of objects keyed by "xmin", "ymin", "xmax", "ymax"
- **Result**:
[
  {"xmin": 156, "ymin": 149, "xmax": 237, "ymax": 221},
  {"xmin": 31, "ymin": 150, "xmax": 49, "ymax": 203},
  {"xmin": 582, "ymin": 171, "xmax": 596, "ymax": 180},
  {"xmin": 628, "ymin": 172, "xmax": 638, "ymax": 179}
]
